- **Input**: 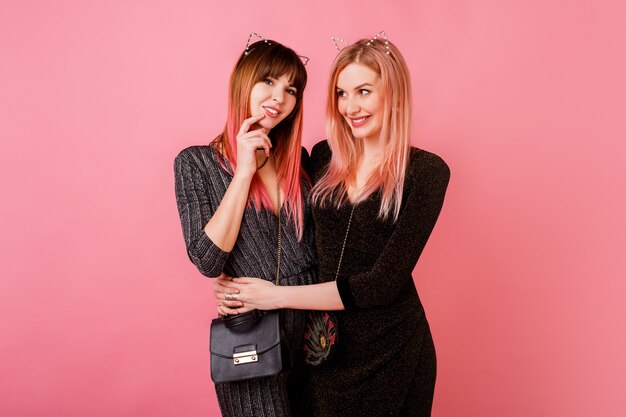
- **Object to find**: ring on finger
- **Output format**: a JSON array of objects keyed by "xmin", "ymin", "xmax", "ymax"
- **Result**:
[{"xmin": 225, "ymin": 293, "xmax": 239, "ymax": 301}]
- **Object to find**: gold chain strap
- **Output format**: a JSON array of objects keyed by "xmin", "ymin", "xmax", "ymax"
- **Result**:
[
  {"xmin": 275, "ymin": 179, "xmax": 282, "ymax": 286},
  {"xmin": 335, "ymin": 205, "xmax": 356, "ymax": 280},
  {"xmin": 274, "ymin": 183, "xmax": 353, "ymax": 284}
]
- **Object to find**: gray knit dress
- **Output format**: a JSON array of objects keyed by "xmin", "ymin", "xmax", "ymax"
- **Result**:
[{"xmin": 174, "ymin": 145, "xmax": 317, "ymax": 417}]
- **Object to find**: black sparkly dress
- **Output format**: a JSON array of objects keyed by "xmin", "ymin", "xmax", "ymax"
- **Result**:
[{"xmin": 306, "ymin": 141, "xmax": 450, "ymax": 417}]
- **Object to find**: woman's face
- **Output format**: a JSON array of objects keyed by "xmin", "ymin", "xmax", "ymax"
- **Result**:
[
  {"xmin": 249, "ymin": 74, "xmax": 298, "ymax": 131},
  {"xmin": 336, "ymin": 63, "xmax": 384, "ymax": 142}
]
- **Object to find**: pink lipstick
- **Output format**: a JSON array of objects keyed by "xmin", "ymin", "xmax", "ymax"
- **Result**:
[
  {"xmin": 349, "ymin": 115, "xmax": 371, "ymax": 128},
  {"xmin": 263, "ymin": 106, "xmax": 281, "ymax": 119}
]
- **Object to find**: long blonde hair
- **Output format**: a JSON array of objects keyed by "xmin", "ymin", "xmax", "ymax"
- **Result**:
[
  {"xmin": 215, "ymin": 40, "xmax": 309, "ymax": 239},
  {"xmin": 312, "ymin": 39, "xmax": 412, "ymax": 222}
]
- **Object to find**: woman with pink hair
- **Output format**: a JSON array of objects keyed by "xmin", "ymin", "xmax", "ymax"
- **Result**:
[
  {"xmin": 215, "ymin": 35, "xmax": 450, "ymax": 417},
  {"xmin": 175, "ymin": 37, "xmax": 316, "ymax": 416}
]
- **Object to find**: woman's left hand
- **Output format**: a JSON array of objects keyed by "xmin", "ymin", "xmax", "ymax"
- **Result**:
[{"xmin": 219, "ymin": 277, "xmax": 284, "ymax": 311}]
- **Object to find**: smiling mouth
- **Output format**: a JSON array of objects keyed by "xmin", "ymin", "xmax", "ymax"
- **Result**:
[
  {"xmin": 349, "ymin": 115, "xmax": 371, "ymax": 127},
  {"xmin": 263, "ymin": 106, "xmax": 281, "ymax": 118}
]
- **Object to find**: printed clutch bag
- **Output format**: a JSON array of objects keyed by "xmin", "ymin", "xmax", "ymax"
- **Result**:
[{"xmin": 303, "ymin": 310, "xmax": 338, "ymax": 366}]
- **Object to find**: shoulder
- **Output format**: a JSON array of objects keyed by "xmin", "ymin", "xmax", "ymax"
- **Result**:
[
  {"xmin": 300, "ymin": 145, "xmax": 311, "ymax": 165},
  {"xmin": 311, "ymin": 140, "xmax": 331, "ymax": 162},
  {"xmin": 174, "ymin": 145, "xmax": 220, "ymax": 172},
  {"xmin": 409, "ymin": 147, "xmax": 450, "ymax": 178},
  {"xmin": 301, "ymin": 146, "xmax": 313, "ymax": 178},
  {"xmin": 407, "ymin": 147, "xmax": 451, "ymax": 185},
  {"xmin": 309, "ymin": 140, "xmax": 332, "ymax": 181}
]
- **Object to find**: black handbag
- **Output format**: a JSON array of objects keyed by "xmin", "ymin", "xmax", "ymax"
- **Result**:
[
  {"xmin": 209, "ymin": 182, "xmax": 289, "ymax": 383},
  {"xmin": 303, "ymin": 205, "xmax": 355, "ymax": 366},
  {"xmin": 210, "ymin": 309, "xmax": 290, "ymax": 383}
]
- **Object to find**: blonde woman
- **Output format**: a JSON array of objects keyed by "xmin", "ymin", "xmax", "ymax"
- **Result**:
[
  {"xmin": 174, "ymin": 37, "xmax": 316, "ymax": 416},
  {"xmin": 215, "ymin": 35, "xmax": 450, "ymax": 417}
]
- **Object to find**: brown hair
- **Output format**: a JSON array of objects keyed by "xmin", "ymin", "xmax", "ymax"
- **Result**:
[{"xmin": 216, "ymin": 40, "xmax": 308, "ymax": 239}]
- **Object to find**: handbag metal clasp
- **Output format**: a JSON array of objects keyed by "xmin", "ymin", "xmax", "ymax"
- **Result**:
[{"xmin": 233, "ymin": 350, "xmax": 258, "ymax": 365}]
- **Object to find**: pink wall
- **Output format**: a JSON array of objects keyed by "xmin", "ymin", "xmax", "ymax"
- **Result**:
[{"xmin": 1, "ymin": 1, "xmax": 624, "ymax": 416}]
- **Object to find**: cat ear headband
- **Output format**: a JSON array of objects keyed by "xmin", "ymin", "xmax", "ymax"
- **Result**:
[
  {"xmin": 331, "ymin": 30, "xmax": 391, "ymax": 55},
  {"xmin": 244, "ymin": 32, "xmax": 310, "ymax": 66}
]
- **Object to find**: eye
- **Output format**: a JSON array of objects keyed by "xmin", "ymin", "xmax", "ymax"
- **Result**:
[
  {"xmin": 359, "ymin": 89, "xmax": 370, "ymax": 96},
  {"xmin": 286, "ymin": 88, "xmax": 297, "ymax": 96},
  {"xmin": 336, "ymin": 90, "xmax": 346, "ymax": 97},
  {"xmin": 264, "ymin": 78, "xmax": 274, "ymax": 86}
]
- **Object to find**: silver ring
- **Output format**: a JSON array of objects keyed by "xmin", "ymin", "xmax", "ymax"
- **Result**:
[{"xmin": 225, "ymin": 293, "xmax": 239, "ymax": 301}]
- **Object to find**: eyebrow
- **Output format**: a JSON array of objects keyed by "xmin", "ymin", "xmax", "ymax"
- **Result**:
[{"xmin": 336, "ymin": 83, "xmax": 374, "ymax": 90}]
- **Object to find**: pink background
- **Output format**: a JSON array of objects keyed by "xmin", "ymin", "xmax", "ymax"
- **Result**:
[{"xmin": 1, "ymin": 1, "xmax": 625, "ymax": 416}]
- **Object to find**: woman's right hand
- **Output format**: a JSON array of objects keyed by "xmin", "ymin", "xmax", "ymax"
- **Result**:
[
  {"xmin": 213, "ymin": 274, "xmax": 249, "ymax": 316},
  {"xmin": 235, "ymin": 113, "xmax": 272, "ymax": 179}
]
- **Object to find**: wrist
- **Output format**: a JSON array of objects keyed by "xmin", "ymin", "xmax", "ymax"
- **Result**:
[
  {"xmin": 232, "ymin": 170, "xmax": 254, "ymax": 184},
  {"xmin": 274, "ymin": 285, "xmax": 288, "ymax": 309}
]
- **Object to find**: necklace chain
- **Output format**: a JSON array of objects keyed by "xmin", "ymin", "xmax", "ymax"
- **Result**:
[
  {"xmin": 275, "ymin": 179, "xmax": 281, "ymax": 285},
  {"xmin": 335, "ymin": 205, "xmax": 355, "ymax": 280}
]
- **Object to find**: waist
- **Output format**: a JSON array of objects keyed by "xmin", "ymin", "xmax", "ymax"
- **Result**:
[
  {"xmin": 230, "ymin": 264, "xmax": 317, "ymax": 285},
  {"xmin": 277, "ymin": 264, "xmax": 318, "ymax": 286}
]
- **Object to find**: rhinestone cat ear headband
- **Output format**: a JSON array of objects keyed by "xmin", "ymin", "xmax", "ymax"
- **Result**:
[
  {"xmin": 332, "ymin": 31, "xmax": 391, "ymax": 55},
  {"xmin": 244, "ymin": 32, "xmax": 271, "ymax": 54},
  {"xmin": 244, "ymin": 32, "xmax": 310, "ymax": 65},
  {"xmin": 331, "ymin": 35, "xmax": 350, "ymax": 51},
  {"xmin": 366, "ymin": 31, "xmax": 390, "ymax": 54}
]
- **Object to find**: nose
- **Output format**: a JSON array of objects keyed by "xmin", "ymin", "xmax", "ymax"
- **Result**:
[
  {"xmin": 345, "ymin": 96, "xmax": 360, "ymax": 115},
  {"xmin": 272, "ymin": 87, "xmax": 284, "ymax": 104}
]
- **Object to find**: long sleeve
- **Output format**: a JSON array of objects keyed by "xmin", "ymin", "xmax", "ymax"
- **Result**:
[
  {"xmin": 336, "ymin": 152, "xmax": 451, "ymax": 310},
  {"xmin": 174, "ymin": 148, "xmax": 230, "ymax": 277}
]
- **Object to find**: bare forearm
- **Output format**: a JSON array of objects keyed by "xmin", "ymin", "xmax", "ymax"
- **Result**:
[
  {"xmin": 277, "ymin": 281, "xmax": 345, "ymax": 311},
  {"xmin": 204, "ymin": 173, "xmax": 252, "ymax": 251}
]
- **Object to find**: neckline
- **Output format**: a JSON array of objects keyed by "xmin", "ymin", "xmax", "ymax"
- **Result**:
[{"xmin": 346, "ymin": 187, "xmax": 380, "ymax": 206}]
